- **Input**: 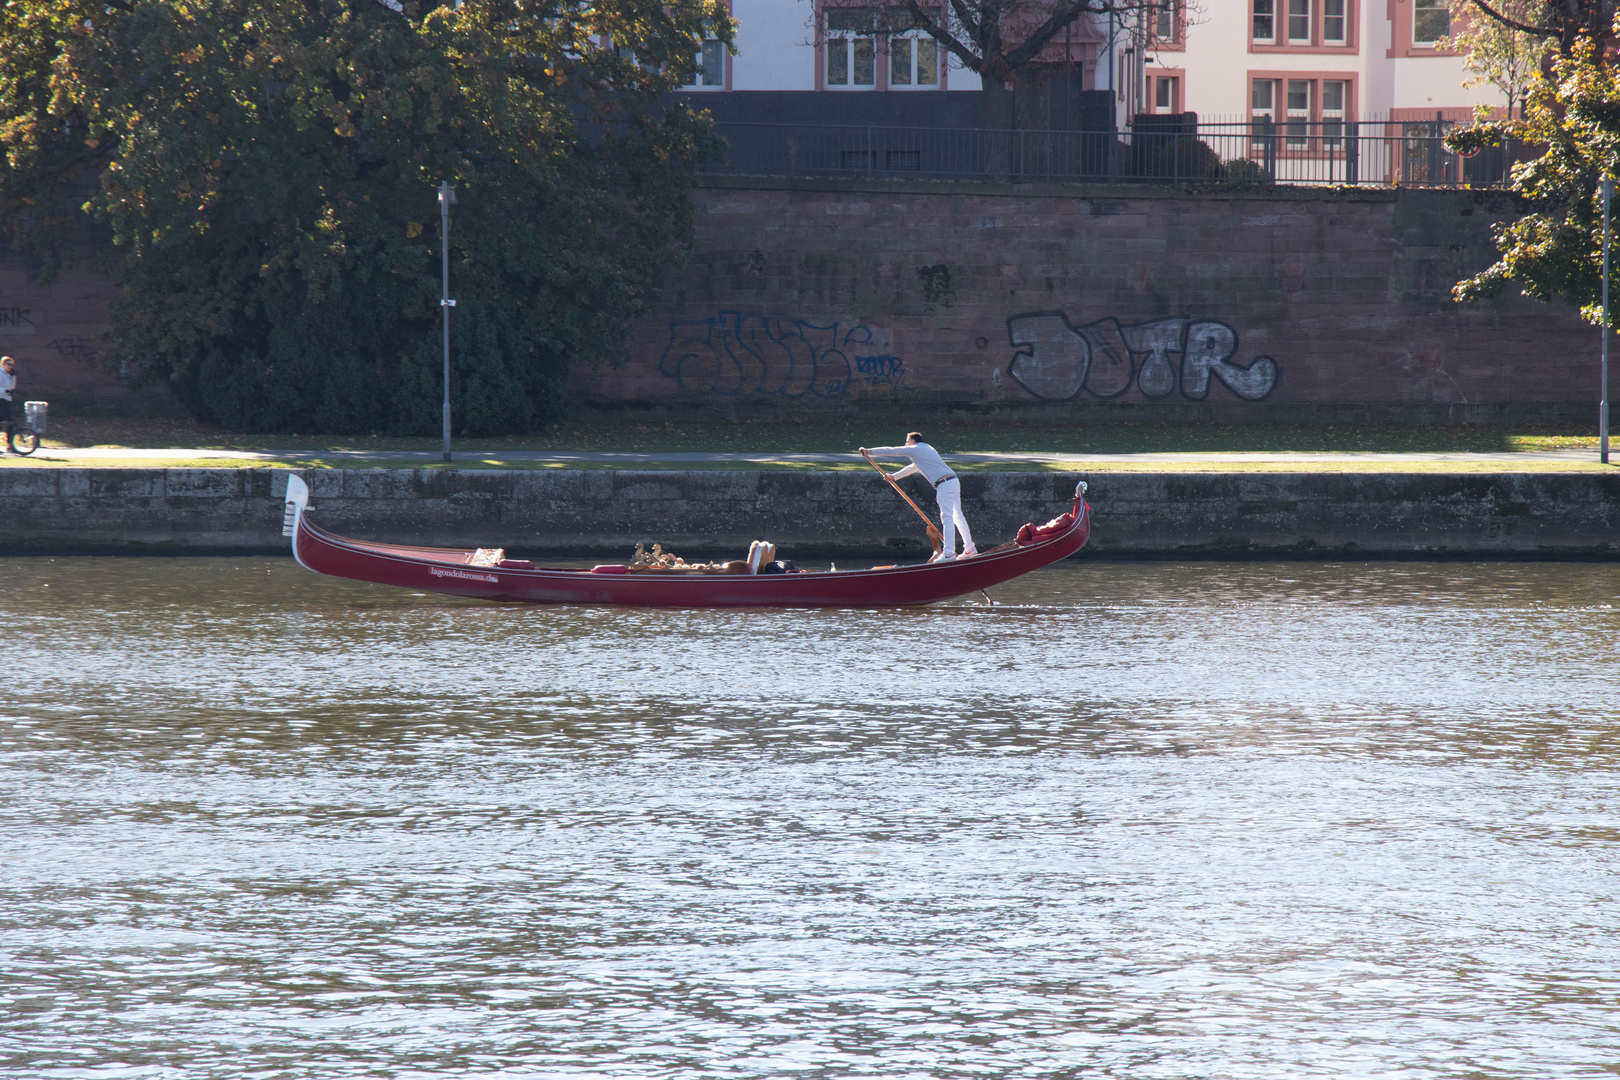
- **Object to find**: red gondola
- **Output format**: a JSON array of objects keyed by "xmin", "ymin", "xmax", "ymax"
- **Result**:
[{"xmin": 280, "ymin": 474, "xmax": 1090, "ymax": 608}]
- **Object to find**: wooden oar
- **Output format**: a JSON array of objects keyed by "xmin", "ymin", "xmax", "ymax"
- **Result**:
[{"xmin": 860, "ymin": 449, "xmax": 943, "ymax": 554}]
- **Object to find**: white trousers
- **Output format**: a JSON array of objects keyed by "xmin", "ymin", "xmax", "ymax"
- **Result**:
[{"xmin": 935, "ymin": 477, "xmax": 975, "ymax": 557}]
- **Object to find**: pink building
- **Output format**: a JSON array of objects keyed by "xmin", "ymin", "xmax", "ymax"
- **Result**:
[{"xmin": 1134, "ymin": 0, "xmax": 1500, "ymax": 127}]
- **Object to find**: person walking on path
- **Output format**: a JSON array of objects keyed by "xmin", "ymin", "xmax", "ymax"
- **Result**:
[
  {"xmin": 0, "ymin": 356, "xmax": 16, "ymax": 455},
  {"xmin": 861, "ymin": 432, "xmax": 978, "ymax": 562}
]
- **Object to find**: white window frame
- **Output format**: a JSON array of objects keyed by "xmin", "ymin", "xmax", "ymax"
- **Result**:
[
  {"xmin": 1251, "ymin": 78, "xmax": 1276, "ymax": 150},
  {"xmin": 1321, "ymin": 79, "xmax": 1346, "ymax": 147},
  {"xmin": 1153, "ymin": 75, "xmax": 1179, "ymax": 113},
  {"xmin": 682, "ymin": 38, "xmax": 725, "ymax": 89},
  {"xmin": 1252, "ymin": 0, "xmax": 1276, "ymax": 44},
  {"xmin": 1323, "ymin": 0, "xmax": 1346, "ymax": 44},
  {"xmin": 1412, "ymin": 0, "xmax": 1450, "ymax": 45},
  {"xmin": 1285, "ymin": 78, "xmax": 1312, "ymax": 148},
  {"xmin": 825, "ymin": 7, "xmax": 878, "ymax": 89},
  {"xmin": 1287, "ymin": 0, "xmax": 1311, "ymax": 44},
  {"xmin": 1153, "ymin": 0, "xmax": 1179, "ymax": 42},
  {"xmin": 887, "ymin": 31, "xmax": 939, "ymax": 88}
]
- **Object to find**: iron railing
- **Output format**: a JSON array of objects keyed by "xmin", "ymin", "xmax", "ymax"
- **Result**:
[{"xmin": 698, "ymin": 119, "xmax": 1532, "ymax": 188}]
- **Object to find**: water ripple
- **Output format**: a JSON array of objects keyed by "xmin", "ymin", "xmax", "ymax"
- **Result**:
[{"xmin": 1, "ymin": 557, "xmax": 1617, "ymax": 1078}]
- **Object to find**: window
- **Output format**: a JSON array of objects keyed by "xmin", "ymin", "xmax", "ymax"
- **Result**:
[
  {"xmin": 1285, "ymin": 78, "xmax": 1311, "ymax": 147},
  {"xmin": 1252, "ymin": 78, "xmax": 1275, "ymax": 119},
  {"xmin": 1322, "ymin": 79, "xmax": 1345, "ymax": 146},
  {"xmin": 684, "ymin": 39, "xmax": 724, "ymax": 87},
  {"xmin": 889, "ymin": 33, "xmax": 939, "ymax": 86},
  {"xmin": 1154, "ymin": 0, "xmax": 1179, "ymax": 41},
  {"xmin": 1253, "ymin": 0, "xmax": 1355, "ymax": 50},
  {"xmin": 1323, "ymin": 0, "xmax": 1346, "ymax": 43},
  {"xmin": 1252, "ymin": 74, "xmax": 1354, "ymax": 155},
  {"xmin": 826, "ymin": 7, "xmax": 877, "ymax": 87},
  {"xmin": 1251, "ymin": 78, "xmax": 1276, "ymax": 149},
  {"xmin": 1253, "ymin": 0, "xmax": 1275, "ymax": 43},
  {"xmin": 1413, "ymin": 0, "xmax": 1450, "ymax": 44},
  {"xmin": 1287, "ymin": 0, "xmax": 1310, "ymax": 43},
  {"xmin": 1153, "ymin": 75, "xmax": 1180, "ymax": 113}
]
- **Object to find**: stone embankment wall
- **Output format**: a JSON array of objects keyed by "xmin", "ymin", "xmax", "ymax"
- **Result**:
[
  {"xmin": 1, "ymin": 180, "xmax": 1598, "ymax": 425},
  {"xmin": 4, "ymin": 468, "xmax": 1615, "ymax": 558},
  {"xmin": 573, "ymin": 178, "xmax": 1595, "ymax": 425}
]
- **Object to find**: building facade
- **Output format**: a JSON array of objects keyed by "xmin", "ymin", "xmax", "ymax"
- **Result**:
[
  {"xmin": 696, "ymin": 1, "xmax": 1504, "ymax": 132},
  {"xmin": 1139, "ymin": 0, "xmax": 1503, "ymax": 128}
]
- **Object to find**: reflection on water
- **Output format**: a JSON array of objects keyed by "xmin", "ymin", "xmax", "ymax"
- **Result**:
[{"xmin": 2, "ymin": 557, "xmax": 1618, "ymax": 1078}]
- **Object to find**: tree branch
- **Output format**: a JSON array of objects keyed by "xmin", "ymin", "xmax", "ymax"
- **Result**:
[
  {"xmin": 1466, "ymin": 0, "xmax": 1556, "ymax": 38},
  {"xmin": 903, "ymin": 0, "xmax": 988, "ymax": 73},
  {"xmin": 1001, "ymin": 0, "xmax": 1095, "ymax": 71}
]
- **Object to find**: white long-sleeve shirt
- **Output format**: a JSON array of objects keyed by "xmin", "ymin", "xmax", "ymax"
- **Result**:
[
  {"xmin": 867, "ymin": 442, "xmax": 955, "ymax": 485},
  {"xmin": 0, "ymin": 368, "xmax": 14, "ymax": 401}
]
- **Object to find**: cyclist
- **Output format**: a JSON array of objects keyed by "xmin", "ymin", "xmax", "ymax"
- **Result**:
[{"xmin": 0, "ymin": 355, "xmax": 15, "ymax": 455}]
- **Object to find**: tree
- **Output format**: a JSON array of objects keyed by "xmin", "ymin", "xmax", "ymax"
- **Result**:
[
  {"xmin": 1441, "ymin": 0, "xmax": 1551, "ymax": 118},
  {"xmin": 1448, "ymin": 26, "xmax": 1619, "ymax": 324},
  {"xmin": 0, "ymin": 0, "xmax": 734, "ymax": 434},
  {"xmin": 816, "ymin": 1, "xmax": 1174, "ymax": 129}
]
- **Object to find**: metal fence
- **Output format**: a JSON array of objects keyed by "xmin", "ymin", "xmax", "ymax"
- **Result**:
[{"xmin": 699, "ymin": 119, "xmax": 1532, "ymax": 188}]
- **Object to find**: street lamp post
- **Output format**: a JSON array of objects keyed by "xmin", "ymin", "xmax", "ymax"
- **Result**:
[
  {"xmin": 439, "ymin": 182, "xmax": 457, "ymax": 463},
  {"xmin": 1603, "ymin": 177, "xmax": 1612, "ymax": 465}
]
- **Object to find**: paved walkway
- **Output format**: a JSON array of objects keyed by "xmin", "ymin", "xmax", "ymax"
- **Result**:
[{"xmin": 4, "ymin": 447, "xmax": 1609, "ymax": 466}]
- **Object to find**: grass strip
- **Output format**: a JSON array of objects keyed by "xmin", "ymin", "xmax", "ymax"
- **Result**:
[{"xmin": 29, "ymin": 416, "xmax": 1608, "ymax": 456}]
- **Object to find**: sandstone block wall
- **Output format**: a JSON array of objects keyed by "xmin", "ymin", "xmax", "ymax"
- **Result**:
[
  {"xmin": 572, "ymin": 178, "xmax": 1598, "ymax": 425},
  {"xmin": 2, "ymin": 178, "xmax": 1601, "ymax": 425},
  {"xmin": 0, "ymin": 249, "xmax": 180, "ymax": 417}
]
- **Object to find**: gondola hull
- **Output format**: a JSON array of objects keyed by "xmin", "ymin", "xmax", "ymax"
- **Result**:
[{"xmin": 281, "ymin": 475, "xmax": 1089, "ymax": 608}]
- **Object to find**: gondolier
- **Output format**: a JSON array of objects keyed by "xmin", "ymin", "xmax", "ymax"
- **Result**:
[{"xmin": 861, "ymin": 433, "xmax": 977, "ymax": 562}]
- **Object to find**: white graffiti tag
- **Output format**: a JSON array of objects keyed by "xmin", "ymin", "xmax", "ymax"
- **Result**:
[{"xmin": 1006, "ymin": 312, "xmax": 1279, "ymax": 402}]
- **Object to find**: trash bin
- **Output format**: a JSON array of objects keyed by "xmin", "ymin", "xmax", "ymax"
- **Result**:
[{"xmin": 23, "ymin": 401, "xmax": 46, "ymax": 433}]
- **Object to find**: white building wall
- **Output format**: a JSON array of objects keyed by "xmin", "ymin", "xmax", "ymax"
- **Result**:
[
  {"xmin": 1359, "ymin": 0, "xmax": 1395, "ymax": 119},
  {"xmin": 946, "ymin": 60, "xmax": 984, "ymax": 91},
  {"xmin": 729, "ymin": 0, "xmax": 816, "ymax": 91},
  {"xmin": 1390, "ymin": 57, "xmax": 1501, "ymax": 116}
]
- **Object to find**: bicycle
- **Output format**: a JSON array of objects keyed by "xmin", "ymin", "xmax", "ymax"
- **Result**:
[
  {"xmin": 8, "ymin": 421, "xmax": 38, "ymax": 456},
  {"xmin": 7, "ymin": 400, "xmax": 44, "ymax": 456}
]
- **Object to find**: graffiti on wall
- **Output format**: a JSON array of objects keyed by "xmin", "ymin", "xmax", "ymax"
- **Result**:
[
  {"xmin": 659, "ymin": 312, "xmax": 910, "ymax": 399},
  {"xmin": 1006, "ymin": 312, "xmax": 1279, "ymax": 402},
  {"xmin": 0, "ymin": 306, "xmax": 36, "ymax": 336},
  {"xmin": 48, "ymin": 337, "xmax": 98, "ymax": 362}
]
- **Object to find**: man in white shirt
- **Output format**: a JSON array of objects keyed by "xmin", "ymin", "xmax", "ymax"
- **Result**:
[
  {"xmin": 861, "ymin": 432, "xmax": 978, "ymax": 561},
  {"xmin": 0, "ymin": 356, "xmax": 16, "ymax": 455}
]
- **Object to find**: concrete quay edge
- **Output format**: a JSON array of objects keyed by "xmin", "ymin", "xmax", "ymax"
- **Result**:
[{"xmin": 1, "ymin": 466, "xmax": 1615, "ymax": 560}]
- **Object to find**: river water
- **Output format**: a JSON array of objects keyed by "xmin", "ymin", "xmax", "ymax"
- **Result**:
[{"xmin": 2, "ymin": 556, "xmax": 1618, "ymax": 1079}]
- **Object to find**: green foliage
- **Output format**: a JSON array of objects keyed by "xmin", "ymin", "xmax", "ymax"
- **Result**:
[
  {"xmin": 1446, "ymin": 33, "xmax": 1620, "ymax": 324},
  {"xmin": 0, "ymin": 0, "xmax": 733, "ymax": 434},
  {"xmin": 1219, "ymin": 158, "xmax": 1272, "ymax": 186},
  {"xmin": 1134, "ymin": 135, "xmax": 1223, "ymax": 181}
]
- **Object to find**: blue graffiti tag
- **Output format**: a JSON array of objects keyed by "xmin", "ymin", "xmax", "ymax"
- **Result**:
[{"xmin": 659, "ymin": 312, "xmax": 914, "ymax": 398}]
